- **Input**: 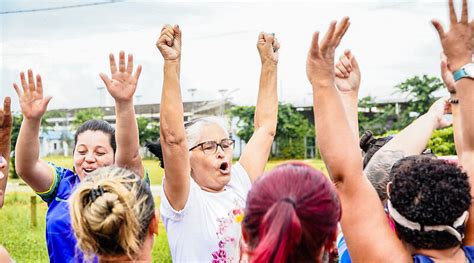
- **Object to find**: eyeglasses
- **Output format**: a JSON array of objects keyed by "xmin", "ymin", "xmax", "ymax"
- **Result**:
[{"xmin": 189, "ymin": 139, "xmax": 235, "ymax": 155}]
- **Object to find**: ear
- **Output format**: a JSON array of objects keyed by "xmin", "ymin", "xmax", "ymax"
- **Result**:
[{"xmin": 148, "ymin": 209, "xmax": 160, "ymax": 236}]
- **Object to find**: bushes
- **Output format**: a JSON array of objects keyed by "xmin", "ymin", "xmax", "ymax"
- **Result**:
[{"xmin": 427, "ymin": 127, "xmax": 456, "ymax": 156}]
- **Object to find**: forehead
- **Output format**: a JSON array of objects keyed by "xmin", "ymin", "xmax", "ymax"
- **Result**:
[
  {"xmin": 198, "ymin": 123, "xmax": 228, "ymax": 142},
  {"xmin": 76, "ymin": 130, "xmax": 112, "ymax": 148}
]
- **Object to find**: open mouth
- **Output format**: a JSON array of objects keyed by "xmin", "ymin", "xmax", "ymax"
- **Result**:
[
  {"xmin": 82, "ymin": 168, "xmax": 96, "ymax": 176},
  {"xmin": 219, "ymin": 162, "xmax": 230, "ymax": 174}
]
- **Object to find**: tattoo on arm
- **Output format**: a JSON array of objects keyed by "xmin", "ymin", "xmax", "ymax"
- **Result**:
[{"xmin": 364, "ymin": 150, "xmax": 405, "ymax": 201}]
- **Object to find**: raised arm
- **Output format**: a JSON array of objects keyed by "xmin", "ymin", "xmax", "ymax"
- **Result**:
[
  {"xmin": 335, "ymin": 49, "xmax": 361, "ymax": 139},
  {"xmin": 306, "ymin": 18, "xmax": 410, "ymax": 262},
  {"xmin": 13, "ymin": 70, "xmax": 54, "ymax": 192},
  {"xmin": 440, "ymin": 53, "xmax": 463, "ymax": 161},
  {"xmin": 432, "ymin": 0, "xmax": 474, "ymax": 245},
  {"xmin": 99, "ymin": 51, "xmax": 144, "ymax": 177},
  {"xmin": 156, "ymin": 24, "xmax": 190, "ymax": 210},
  {"xmin": 239, "ymin": 32, "xmax": 279, "ymax": 182},
  {"xmin": 0, "ymin": 97, "xmax": 13, "ymax": 207},
  {"xmin": 369, "ymin": 97, "xmax": 451, "ymax": 161}
]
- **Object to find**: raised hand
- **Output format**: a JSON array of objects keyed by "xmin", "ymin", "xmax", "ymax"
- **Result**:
[
  {"xmin": 99, "ymin": 51, "xmax": 142, "ymax": 103},
  {"xmin": 0, "ymin": 97, "xmax": 12, "ymax": 162},
  {"xmin": 156, "ymin": 24, "xmax": 181, "ymax": 61},
  {"xmin": 13, "ymin": 70, "xmax": 52, "ymax": 120},
  {"xmin": 432, "ymin": 0, "xmax": 473, "ymax": 70},
  {"xmin": 306, "ymin": 17, "xmax": 351, "ymax": 85},
  {"xmin": 440, "ymin": 53, "xmax": 456, "ymax": 94},
  {"xmin": 0, "ymin": 97, "xmax": 12, "ymax": 137},
  {"xmin": 428, "ymin": 97, "xmax": 453, "ymax": 128},
  {"xmin": 257, "ymin": 32, "xmax": 280, "ymax": 65},
  {"xmin": 335, "ymin": 49, "xmax": 361, "ymax": 93},
  {"xmin": 0, "ymin": 97, "xmax": 10, "ymax": 181}
]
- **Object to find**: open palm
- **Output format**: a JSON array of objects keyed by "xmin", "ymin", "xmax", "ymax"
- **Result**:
[
  {"xmin": 100, "ymin": 51, "xmax": 142, "ymax": 103},
  {"xmin": 0, "ymin": 97, "xmax": 12, "ymax": 144},
  {"xmin": 13, "ymin": 70, "xmax": 52, "ymax": 120}
]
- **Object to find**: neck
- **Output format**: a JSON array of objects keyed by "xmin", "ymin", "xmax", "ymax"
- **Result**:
[
  {"xmin": 413, "ymin": 245, "xmax": 465, "ymax": 262},
  {"xmin": 99, "ymin": 234, "xmax": 154, "ymax": 263}
]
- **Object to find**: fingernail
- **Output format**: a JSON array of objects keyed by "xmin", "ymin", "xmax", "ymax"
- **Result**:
[{"xmin": 271, "ymin": 33, "xmax": 275, "ymax": 36}]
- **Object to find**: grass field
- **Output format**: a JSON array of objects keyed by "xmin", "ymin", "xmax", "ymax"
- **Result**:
[{"xmin": 1, "ymin": 157, "xmax": 327, "ymax": 262}]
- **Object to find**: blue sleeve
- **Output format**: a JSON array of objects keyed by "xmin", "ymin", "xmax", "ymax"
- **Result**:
[
  {"xmin": 463, "ymin": 246, "xmax": 474, "ymax": 262},
  {"xmin": 35, "ymin": 163, "xmax": 65, "ymax": 204},
  {"xmin": 337, "ymin": 235, "xmax": 352, "ymax": 263}
]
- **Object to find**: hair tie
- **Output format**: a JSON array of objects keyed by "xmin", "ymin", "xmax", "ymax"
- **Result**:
[
  {"xmin": 90, "ymin": 185, "xmax": 105, "ymax": 202},
  {"xmin": 281, "ymin": 197, "xmax": 296, "ymax": 208}
]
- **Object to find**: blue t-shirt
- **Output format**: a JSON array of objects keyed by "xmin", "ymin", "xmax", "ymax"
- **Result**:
[
  {"xmin": 37, "ymin": 163, "xmax": 150, "ymax": 263},
  {"xmin": 37, "ymin": 164, "xmax": 97, "ymax": 263},
  {"xmin": 338, "ymin": 234, "xmax": 474, "ymax": 263},
  {"xmin": 413, "ymin": 246, "xmax": 474, "ymax": 262}
]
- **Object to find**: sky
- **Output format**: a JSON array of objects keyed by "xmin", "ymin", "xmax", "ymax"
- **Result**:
[{"xmin": 0, "ymin": 0, "xmax": 466, "ymax": 112}]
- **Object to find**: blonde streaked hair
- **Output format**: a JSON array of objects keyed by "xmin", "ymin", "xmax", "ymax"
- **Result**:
[{"xmin": 70, "ymin": 166, "xmax": 154, "ymax": 260}]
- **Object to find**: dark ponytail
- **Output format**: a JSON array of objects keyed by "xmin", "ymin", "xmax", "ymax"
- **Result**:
[{"xmin": 145, "ymin": 140, "xmax": 164, "ymax": 168}]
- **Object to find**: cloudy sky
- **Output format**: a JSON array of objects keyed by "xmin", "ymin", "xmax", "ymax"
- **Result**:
[{"xmin": 0, "ymin": 0, "xmax": 465, "ymax": 112}]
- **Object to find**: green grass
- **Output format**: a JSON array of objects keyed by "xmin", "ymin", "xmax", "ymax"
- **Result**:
[{"xmin": 0, "ymin": 192, "xmax": 172, "ymax": 262}]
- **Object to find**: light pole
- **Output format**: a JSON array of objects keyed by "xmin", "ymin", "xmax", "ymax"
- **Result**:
[
  {"xmin": 188, "ymin": 88, "xmax": 197, "ymax": 117},
  {"xmin": 218, "ymin": 88, "xmax": 228, "ymax": 116}
]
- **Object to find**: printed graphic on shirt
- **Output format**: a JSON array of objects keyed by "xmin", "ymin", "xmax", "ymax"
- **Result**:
[{"xmin": 211, "ymin": 200, "xmax": 245, "ymax": 263}]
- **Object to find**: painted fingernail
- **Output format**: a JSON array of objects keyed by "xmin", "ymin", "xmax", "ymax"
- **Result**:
[{"xmin": 271, "ymin": 33, "xmax": 275, "ymax": 36}]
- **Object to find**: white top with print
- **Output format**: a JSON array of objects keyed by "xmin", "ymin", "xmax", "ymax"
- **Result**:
[{"xmin": 161, "ymin": 162, "xmax": 252, "ymax": 263}]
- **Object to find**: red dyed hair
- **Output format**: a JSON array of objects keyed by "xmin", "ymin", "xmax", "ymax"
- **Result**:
[{"xmin": 243, "ymin": 162, "xmax": 341, "ymax": 263}]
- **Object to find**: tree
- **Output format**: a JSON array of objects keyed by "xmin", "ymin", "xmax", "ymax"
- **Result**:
[
  {"xmin": 10, "ymin": 113, "xmax": 53, "ymax": 178},
  {"xmin": 358, "ymin": 75, "xmax": 444, "ymax": 135},
  {"xmin": 136, "ymin": 117, "xmax": 160, "ymax": 146},
  {"xmin": 396, "ymin": 75, "xmax": 443, "ymax": 115},
  {"xmin": 9, "ymin": 115, "xmax": 22, "ymax": 178},
  {"xmin": 229, "ymin": 103, "xmax": 314, "ymax": 159},
  {"xmin": 228, "ymin": 106, "xmax": 255, "ymax": 142},
  {"xmin": 72, "ymin": 108, "xmax": 104, "ymax": 128},
  {"xmin": 358, "ymin": 96, "xmax": 397, "ymax": 135}
]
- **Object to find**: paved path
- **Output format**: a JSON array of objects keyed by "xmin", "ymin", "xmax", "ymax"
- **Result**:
[{"xmin": 6, "ymin": 182, "xmax": 162, "ymax": 197}]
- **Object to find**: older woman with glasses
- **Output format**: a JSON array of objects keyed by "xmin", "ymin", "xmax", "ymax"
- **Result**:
[{"xmin": 148, "ymin": 24, "xmax": 279, "ymax": 262}]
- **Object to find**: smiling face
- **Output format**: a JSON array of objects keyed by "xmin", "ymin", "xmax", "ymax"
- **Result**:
[
  {"xmin": 73, "ymin": 130, "xmax": 115, "ymax": 180},
  {"xmin": 189, "ymin": 123, "xmax": 233, "ymax": 192}
]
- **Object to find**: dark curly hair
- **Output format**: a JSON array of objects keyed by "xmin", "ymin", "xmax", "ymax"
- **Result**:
[{"xmin": 389, "ymin": 155, "xmax": 471, "ymax": 249}]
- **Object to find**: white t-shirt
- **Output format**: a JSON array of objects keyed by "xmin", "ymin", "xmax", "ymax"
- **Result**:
[{"xmin": 161, "ymin": 162, "xmax": 252, "ymax": 263}]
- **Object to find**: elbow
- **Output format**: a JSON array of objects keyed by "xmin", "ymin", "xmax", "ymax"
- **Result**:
[
  {"xmin": 254, "ymin": 122, "xmax": 277, "ymax": 138},
  {"xmin": 160, "ymin": 128, "xmax": 187, "ymax": 147}
]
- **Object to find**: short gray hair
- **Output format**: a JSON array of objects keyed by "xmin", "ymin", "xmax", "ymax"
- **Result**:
[
  {"xmin": 185, "ymin": 116, "xmax": 230, "ymax": 147},
  {"xmin": 364, "ymin": 150, "xmax": 405, "ymax": 201}
]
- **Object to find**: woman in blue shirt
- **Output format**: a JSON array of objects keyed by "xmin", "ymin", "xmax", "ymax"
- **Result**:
[{"xmin": 13, "ymin": 51, "xmax": 145, "ymax": 262}]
